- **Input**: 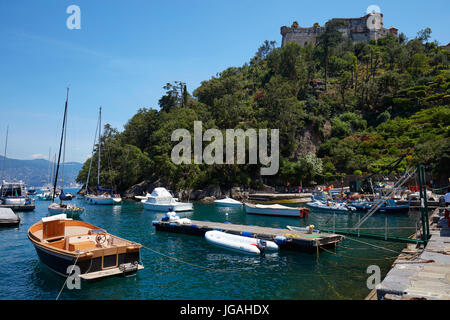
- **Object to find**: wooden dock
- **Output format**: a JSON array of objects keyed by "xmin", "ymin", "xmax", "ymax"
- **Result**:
[
  {"xmin": 0, "ymin": 204, "xmax": 35, "ymax": 212},
  {"xmin": 153, "ymin": 220, "xmax": 344, "ymax": 253}
]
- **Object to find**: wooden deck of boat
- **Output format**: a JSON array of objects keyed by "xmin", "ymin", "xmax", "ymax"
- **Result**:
[{"xmin": 153, "ymin": 220, "xmax": 344, "ymax": 253}]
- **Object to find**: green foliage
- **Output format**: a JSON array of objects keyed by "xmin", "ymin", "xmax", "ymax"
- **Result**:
[{"xmin": 77, "ymin": 31, "xmax": 450, "ymax": 192}]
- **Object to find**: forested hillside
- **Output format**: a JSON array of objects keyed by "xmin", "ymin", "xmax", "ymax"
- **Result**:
[{"xmin": 76, "ymin": 24, "xmax": 450, "ymax": 192}]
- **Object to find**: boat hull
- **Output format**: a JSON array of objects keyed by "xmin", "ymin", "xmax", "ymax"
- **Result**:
[
  {"xmin": 142, "ymin": 202, "xmax": 193, "ymax": 212},
  {"xmin": 85, "ymin": 195, "xmax": 122, "ymax": 205},
  {"xmin": 32, "ymin": 242, "xmax": 141, "ymax": 278},
  {"xmin": 214, "ymin": 202, "xmax": 243, "ymax": 208},
  {"xmin": 244, "ymin": 204, "xmax": 305, "ymax": 217},
  {"xmin": 306, "ymin": 203, "xmax": 351, "ymax": 212},
  {"xmin": 205, "ymin": 231, "xmax": 262, "ymax": 255}
]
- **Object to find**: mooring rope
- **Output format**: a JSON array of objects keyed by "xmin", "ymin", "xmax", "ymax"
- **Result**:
[
  {"xmin": 320, "ymin": 246, "xmax": 400, "ymax": 261},
  {"xmin": 56, "ymin": 253, "xmax": 81, "ymax": 300},
  {"xmin": 343, "ymin": 236, "xmax": 400, "ymax": 254},
  {"xmin": 141, "ymin": 244, "xmax": 321, "ymax": 276}
]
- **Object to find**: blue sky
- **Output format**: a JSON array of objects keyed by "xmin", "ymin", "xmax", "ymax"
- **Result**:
[{"xmin": 0, "ymin": 0, "xmax": 449, "ymax": 163}]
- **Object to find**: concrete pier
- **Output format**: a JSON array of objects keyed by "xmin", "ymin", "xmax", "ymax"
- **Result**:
[{"xmin": 374, "ymin": 207, "xmax": 450, "ymax": 300}]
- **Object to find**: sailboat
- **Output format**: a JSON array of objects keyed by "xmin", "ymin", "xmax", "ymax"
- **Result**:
[
  {"xmin": 48, "ymin": 88, "xmax": 84, "ymax": 218},
  {"xmin": 85, "ymin": 106, "xmax": 122, "ymax": 205}
]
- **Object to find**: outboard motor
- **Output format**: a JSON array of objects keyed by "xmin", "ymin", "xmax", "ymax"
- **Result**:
[{"xmin": 257, "ymin": 239, "xmax": 267, "ymax": 255}]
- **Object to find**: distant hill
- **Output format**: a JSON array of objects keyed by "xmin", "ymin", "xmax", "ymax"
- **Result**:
[{"xmin": 0, "ymin": 156, "xmax": 82, "ymax": 188}]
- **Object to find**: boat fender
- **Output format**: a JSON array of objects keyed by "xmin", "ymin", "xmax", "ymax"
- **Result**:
[
  {"xmin": 169, "ymin": 222, "xmax": 177, "ymax": 227},
  {"xmin": 241, "ymin": 231, "xmax": 254, "ymax": 238},
  {"xmin": 191, "ymin": 224, "xmax": 199, "ymax": 229},
  {"xmin": 215, "ymin": 228, "xmax": 224, "ymax": 232},
  {"xmin": 152, "ymin": 221, "xmax": 159, "ymax": 226},
  {"xmin": 274, "ymin": 236, "xmax": 287, "ymax": 245}
]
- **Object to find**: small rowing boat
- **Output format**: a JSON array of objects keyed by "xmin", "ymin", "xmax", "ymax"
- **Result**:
[
  {"xmin": 244, "ymin": 203, "xmax": 309, "ymax": 217},
  {"xmin": 28, "ymin": 214, "xmax": 143, "ymax": 280},
  {"xmin": 205, "ymin": 230, "xmax": 278, "ymax": 255}
]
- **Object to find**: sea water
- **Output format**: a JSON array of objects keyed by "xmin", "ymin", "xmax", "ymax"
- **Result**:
[{"xmin": 0, "ymin": 189, "xmax": 421, "ymax": 300}]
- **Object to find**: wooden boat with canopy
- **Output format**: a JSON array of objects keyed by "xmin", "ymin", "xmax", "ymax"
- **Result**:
[{"xmin": 28, "ymin": 214, "xmax": 143, "ymax": 280}]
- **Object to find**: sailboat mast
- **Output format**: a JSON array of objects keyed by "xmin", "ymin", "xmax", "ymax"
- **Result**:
[
  {"xmin": 97, "ymin": 106, "xmax": 101, "ymax": 188},
  {"xmin": 60, "ymin": 105, "xmax": 68, "ymax": 204},
  {"xmin": 1, "ymin": 125, "xmax": 8, "ymax": 183},
  {"xmin": 85, "ymin": 111, "xmax": 100, "ymax": 194},
  {"xmin": 46, "ymin": 147, "xmax": 51, "ymax": 187},
  {"xmin": 52, "ymin": 88, "xmax": 69, "ymax": 202}
]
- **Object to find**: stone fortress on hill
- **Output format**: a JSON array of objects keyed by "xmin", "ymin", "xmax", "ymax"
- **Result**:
[{"xmin": 281, "ymin": 12, "xmax": 398, "ymax": 47}]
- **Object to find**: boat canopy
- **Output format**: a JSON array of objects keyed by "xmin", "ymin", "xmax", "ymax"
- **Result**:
[
  {"xmin": 97, "ymin": 185, "xmax": 113, "ymax": 193},
  {"xmin": 150, "ymin": 188, "xmax": 174, "ymax": 200}
]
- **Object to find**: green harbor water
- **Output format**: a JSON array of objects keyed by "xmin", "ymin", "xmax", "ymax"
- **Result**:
[{"xmin": 0, "ymin": 189, "xmax": 422, "ymax": 300}]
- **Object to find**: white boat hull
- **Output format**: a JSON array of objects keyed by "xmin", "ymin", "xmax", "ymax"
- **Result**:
[
  {"xmin": 142, "ymin": 201, "xmax": 193, "ymax": 212},
  {"xmin": 205, "ymin": 231, "xmax": 278, "ymax": 255},
  {"xmin": 306, "ymin": 201, "xmax": 354, "ymax": 212},
  {"xmin": 214, "ymin": 198, "xmax": 243, "ymax": 208},
  {"xmin": 2, "ymin": 197, "xmax": 27, "ymax": 205},
  {"xmin": 244, "ymin": 204, "xmax": 301, "ymax": 217},
  {"xmin": 85, "ymin": 195, "xmax": 122, "ymax": 205}
]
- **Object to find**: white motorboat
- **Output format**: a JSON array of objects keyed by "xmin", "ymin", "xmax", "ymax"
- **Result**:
[
  {"xmin": 244, "ymin": 203, "xmax": 309, "ymax": 217},
  {"xmin": 0, "ymin": 181, "xmax": 27, "ymax": 205},
  {"xmin": 141, "ymin": 188, "xmax": 193, "ymax": 212},
  {"xmin": 306, "ymin": 200, "xmax": 356, "ymax": 212},
  {"xmin": 205, "ymin": 230, "xmax": 278, "ymax": 255},
  {"xmin": 214, "ymin": 197, "xmax": 243, "ymax": 208}
]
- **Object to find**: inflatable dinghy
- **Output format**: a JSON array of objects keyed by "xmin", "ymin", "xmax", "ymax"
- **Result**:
[{"xmin": 204, "ymin": 230, "xmax": 278, "ymax": 255}]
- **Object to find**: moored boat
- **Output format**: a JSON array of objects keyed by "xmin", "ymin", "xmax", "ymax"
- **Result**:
[
  {"xmin": 244, "ymin": 203, "xmax": 309, "ymax": 217},
  {"xmin": 141, "ymin": 187, "xmax": 193, "ymax": 212},
  {"xmin": 48, "ymin": 202, "xmax": 84, "ymax": 218},
  {"xmin": 85, "ymin": 194, "xmax": 122, "ymax": 205},
  {"xmin": 349, "ymin": 199, "xmax": 409, "ymax": 213},
  {"xmin": 47, "ymin": 88, "xmax": 84, "ymax": 217},
  {"xmin": 84, "ymin": 106, "xmax": 122, "ymax": 206},
  {"xmin": 204, "ymin": 230, "xmax": 278, "ymax": 255},
  {"xmin": 28, "ymin": 214, "xmax": 144, "ymax": 280},
  {"xmin": 306, "ymin": 200, "xmax": 356, "ymax": 212},
  {"xmin": 214, "ymin": 197, "xmax": 243, "ymax": 208}
]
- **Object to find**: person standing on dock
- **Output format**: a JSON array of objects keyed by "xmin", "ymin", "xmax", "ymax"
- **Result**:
[{"xmin": 444, "ymin": 189, "xmax": 450, "ymax": 207}]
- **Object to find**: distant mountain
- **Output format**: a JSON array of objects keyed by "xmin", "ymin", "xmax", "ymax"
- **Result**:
[{"xmin": 0, "ymin": 155, "xmax": 82, "ymax": 188}]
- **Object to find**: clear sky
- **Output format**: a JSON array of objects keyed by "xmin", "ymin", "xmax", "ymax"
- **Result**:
[{"xmin": 0, "ymin": 0, "xmax": 449, "ymax": 163}]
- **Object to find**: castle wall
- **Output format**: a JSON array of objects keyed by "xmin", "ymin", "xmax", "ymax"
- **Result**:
[{"xmin": 281, "ymin": 13, "xmax": 397, "ymax": 47}]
